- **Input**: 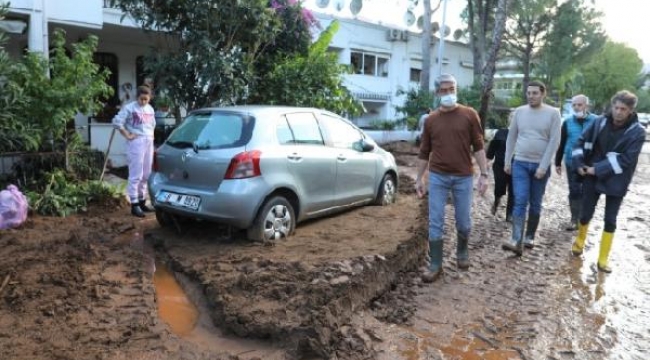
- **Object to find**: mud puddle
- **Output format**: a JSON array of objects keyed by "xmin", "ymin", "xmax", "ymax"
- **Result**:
[
  {"xmin": 117, "ymin": 227, "xmax": 286, "ymax": 359},
  {"xmin": 154, "ymin": 261, "xmax": 285, "ymax": 358}
]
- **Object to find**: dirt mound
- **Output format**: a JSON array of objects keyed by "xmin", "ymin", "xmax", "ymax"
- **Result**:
[{"xmin": 150, "ymin": 176, "xmax": 427, "ymax": 359}]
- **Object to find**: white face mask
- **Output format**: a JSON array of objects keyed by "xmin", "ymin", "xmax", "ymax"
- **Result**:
[
  {"xmin": 573, "ymin": 111, "xmax": 585, "ymax": 118},
  {"xmin": 440, "ymin": 94, "xmax": 457, "ymax": 107}
]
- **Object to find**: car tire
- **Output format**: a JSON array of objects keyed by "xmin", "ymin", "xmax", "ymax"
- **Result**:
[
  {"xmin": 155, "ymin": 209, "xmax": 172, "ymax": 228},
  {"xmin": 247, "ymin": 196, "xmax": 296, "ymax": 242},
  {"xmin": 374, "ymin": 173, "xmax": 397, "ymax": 206}
]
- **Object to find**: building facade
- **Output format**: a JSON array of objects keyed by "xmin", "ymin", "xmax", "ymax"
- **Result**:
[
  {"xmin": 313, "ymin": 12, "xmax": 474, "ymax": 127},
  {"xmin": 3, "ymin": 1, "xmax": 474, "ymax": 164}
]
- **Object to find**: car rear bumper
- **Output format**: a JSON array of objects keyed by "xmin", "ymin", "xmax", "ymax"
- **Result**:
[{"xmin": 148, "ymin": 173, "xmax": 267, "ymax": 229}]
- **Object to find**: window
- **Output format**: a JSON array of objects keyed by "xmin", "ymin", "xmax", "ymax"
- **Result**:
[
  {"xmin": 350, "ymin": 51, "xmax": 389, "ymax": 77},
  {"xmin": 276, "ymin": 118, "xmax": 295, "ymax": 145},
  {"xmin": 136, "ymin": 56, "xmax": 147, "ymax": 88},
  {"xmin": 93, "ymin": 52, "xmax": 119, "ymax": 107},
  {"xmin": 284, "ymin": 113, "xmax": 324, "ymax": 145},
  {"xmin": 410, "ymin": 68, "xmax": 421, "ymax": 82},
  {"xmin": 319, "ymin": 114, "xmax": 364, "ymax": 150},
  {"xmin": 166, "ymin": 112, "xmax": 254, "ymax": 149},
  {"xmin": 351, "ymin": 52, "xmax": 363, "ymax": 74}
]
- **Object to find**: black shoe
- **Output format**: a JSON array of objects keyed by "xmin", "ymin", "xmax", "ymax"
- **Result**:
[
  {"xmin": 457, "ymin": 258, "xmax": 470, "ymax": 270},
  {"xmin": 131, "ymin": 204, "xmax": 145, "ymax": 218},
  {"xmin": 421, "ymin": 269, "xmax": 442, "ymax": 283},
  {"xmin": 138, "ymin": 200, "xmax": 154, "ymax": 212}
]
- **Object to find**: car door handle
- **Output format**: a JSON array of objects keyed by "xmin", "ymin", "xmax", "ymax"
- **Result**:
[
  {"xmin": 337, "ymin": 155, "xmax": 347, "ymax": 161},
  {"xmin": 288, "ymin": 153, "xmax": 302, "ymax": 161}
]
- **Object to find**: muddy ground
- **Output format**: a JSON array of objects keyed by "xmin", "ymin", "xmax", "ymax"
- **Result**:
[{"xmin": 1, "ymin": 141, "xmax": 648, "ymax": 360}]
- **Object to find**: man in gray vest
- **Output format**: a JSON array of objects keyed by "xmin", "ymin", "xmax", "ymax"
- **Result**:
[{"xmin": 554, "ymin": 95, "xmax": 597, "ymax": 231}]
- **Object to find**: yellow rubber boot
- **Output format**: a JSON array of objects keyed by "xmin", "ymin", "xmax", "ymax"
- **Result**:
[
  {"xmin": 597, "ymin": 231, "xmax": 614, "ymax": 273},
  {"xmin": 571, "ymin": 222, "xmax": 589, "ymax": 256}
]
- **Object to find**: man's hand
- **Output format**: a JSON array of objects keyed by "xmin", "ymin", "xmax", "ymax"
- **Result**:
[
  {"xmin": 415, "ymin": 178, "xmax": 426, "ymax": 199},
  {"xmin": 477, "ymin": 175, "xmax": 488, "ymax": 196},
  {"xmin": 577, "ymin": 166, "xmax": 587, "ymax": 176},
  {"xmin": 534, "ymin": 168, "xmax": 547, "ymax": 179},
  {"xmin": 586, "ymin": 166, "xmax": 595, "ymax": 176},
  {"xmin": 555, "ymin": 165, "xmax": 562, "ymax": 176},
  {"xmin": 504, "ymin": 165, "xmax": 511, "ymax": 175}
]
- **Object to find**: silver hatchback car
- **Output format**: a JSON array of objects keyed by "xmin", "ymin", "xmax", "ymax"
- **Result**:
[{"xmin": 148, "ymin": 106, "xmax": 398, "ymax": 241}]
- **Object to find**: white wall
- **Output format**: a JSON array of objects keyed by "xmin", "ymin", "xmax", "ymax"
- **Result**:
[{"xmin": 314, "ymin": 12, "xmax": 474, "ymax": 125}]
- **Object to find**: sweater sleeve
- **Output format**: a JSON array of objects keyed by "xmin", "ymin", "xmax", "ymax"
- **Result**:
[
  {"xmin": 538, "ymin": 108, "xmax": 562, "ymax": 171},
  {"xmin": 112, "ymin": 102, "xmax": 131, "ymax": 130},
  {"xmin": 555, "ymin": 120, "xmax": 568, "ymax": 167}
]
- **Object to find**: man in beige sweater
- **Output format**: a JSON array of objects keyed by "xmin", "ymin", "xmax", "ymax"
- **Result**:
[{"xmin": 502, "ymin": 80, "xmax": 561, "ymax": 255}]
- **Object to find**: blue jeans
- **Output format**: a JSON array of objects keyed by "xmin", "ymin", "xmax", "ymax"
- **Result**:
[
  {"xmin": 428, "ymin": 171, "xmax": 473, "ymax": 240},
  {"xmin": 512, "ymin": 160, "xmax": 550, "ymax": 218}
]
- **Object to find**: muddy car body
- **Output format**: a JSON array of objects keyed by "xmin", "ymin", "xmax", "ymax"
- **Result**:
[{"xmin": 148, "ymin": 105, "xmax": 398, "ymax": 241}]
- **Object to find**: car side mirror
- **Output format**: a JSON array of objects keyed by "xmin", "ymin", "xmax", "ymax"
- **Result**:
[{"xmin": 356, "ymin": 139, "xmax": 375, "ymax": 152}]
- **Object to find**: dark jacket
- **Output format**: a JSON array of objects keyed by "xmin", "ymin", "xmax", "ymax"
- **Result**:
[
  {"xmin": 572, "ymin": 113, "xmax": 645, "ymax": 197},
  {"xmin": 487, "ymin": 128, "xmax": 508, "ymax": 168}
]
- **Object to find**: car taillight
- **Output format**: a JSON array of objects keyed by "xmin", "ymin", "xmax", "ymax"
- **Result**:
[
  {"xmin": 152, "ymin": 150, "xmax": 159, "ymax": 172},
  {"xmin": 224, "ymin": 150, "xmax": 262, "ymax": 179}
]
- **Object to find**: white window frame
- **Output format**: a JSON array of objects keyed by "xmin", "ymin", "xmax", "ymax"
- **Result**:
[{"xmin": 350, "ymin": 50, "xmax": 390, "ymax": 77}]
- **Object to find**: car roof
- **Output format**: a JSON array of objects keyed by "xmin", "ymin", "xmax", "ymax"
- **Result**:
[{"xmin": 190, "ymin": 105, "xmax": 326, "ymax": 118}]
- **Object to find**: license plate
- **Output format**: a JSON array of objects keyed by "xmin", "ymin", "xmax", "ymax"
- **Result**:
[{"xmin": 156, "ymin": 191, "xmax": 201, "ymax": 210}]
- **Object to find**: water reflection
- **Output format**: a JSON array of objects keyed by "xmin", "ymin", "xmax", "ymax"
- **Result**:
[
  {"xmin": 573, "ymin": 217, "xmax": 650, "ymax": 359},
  {"xmin": 153, "ymin": 262, "xmax": 199, "ymax": 336}
]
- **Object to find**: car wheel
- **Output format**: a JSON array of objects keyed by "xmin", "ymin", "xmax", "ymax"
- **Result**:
[
  {"xmin": 374, "ymin": 173, "xmax": 397, "ymax": 206},
  {"xmin": 248, "ymin": 196, "xmax": 296, "ymax": 242},
  {"xmin": 155, "ymin": 209, "xmax": 172, "ymax": 227}
]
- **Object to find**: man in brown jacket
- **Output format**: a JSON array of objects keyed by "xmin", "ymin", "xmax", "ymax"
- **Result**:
[{"xmin": 415, "ymin": 73, "xmax": 489, "ymax": 283}]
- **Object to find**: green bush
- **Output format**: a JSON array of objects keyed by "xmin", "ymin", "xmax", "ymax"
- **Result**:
[
  {"xmin": 394, "ymin": 87, "xmax": 434, "ymax": 130},
  {"xmin": 26, "ymin": 170, "xmax": 124, "ymax": 217}
]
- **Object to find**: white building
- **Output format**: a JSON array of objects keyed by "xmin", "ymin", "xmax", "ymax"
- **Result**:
[
  {"xmin": 313, "ymin": 12, "xmax": 474, "ymax": 127},
  {"xmin": 3, "ymin": 1, "xmax": 474, "ymax": 164}
]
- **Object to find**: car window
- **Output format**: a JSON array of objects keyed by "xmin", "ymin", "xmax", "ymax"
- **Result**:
[
  {"xmin": 319, "ymin": 114, "xmax": 364, "ymax": 150},
  {"xmin": 285, "ymin": 112, "xmax": 324, "ymax": 145},
  {"xmin": 166, "ymin": 112, "xmax": 254, "ymax": 149},
  {"xmin": 276, "ymin": 117, "xmax": 295, "ymax": 145}
]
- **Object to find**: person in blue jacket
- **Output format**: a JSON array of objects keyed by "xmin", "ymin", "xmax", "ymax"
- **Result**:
[
  {"xmin": 554, "ymin": 95, "xmax": 597, "ymax": 231},
  {"xmin": 571, "ymin": 90, "xmax": 646, "ymax": 273}
]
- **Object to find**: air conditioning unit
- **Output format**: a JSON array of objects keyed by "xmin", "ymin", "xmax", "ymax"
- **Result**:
[
  {"xmin": 387, "ymin": 29, "xmax": 400, "ymax": 41},
  {"xmin": 400, "ymin": 31, "xmax": 409, "ymax": 41}
]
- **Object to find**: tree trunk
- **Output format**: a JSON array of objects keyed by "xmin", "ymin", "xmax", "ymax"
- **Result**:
[
  {"xmin": 478, "ymin": 0, "xmax": 509, "ymax": 131},
  {"xmin": 521, "ymin": 48, "xmax": 532, "ymax": 100}
]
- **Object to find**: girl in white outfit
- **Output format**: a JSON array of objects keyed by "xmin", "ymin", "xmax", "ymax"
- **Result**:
[{"xmin": 112, "ymin": 85, "xmax": 156, "ymax": 217}]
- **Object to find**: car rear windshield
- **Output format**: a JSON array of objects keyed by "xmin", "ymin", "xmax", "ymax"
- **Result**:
[{"xmin": 166, "ymin": 111, "xmax": 255, "ymax": 149}]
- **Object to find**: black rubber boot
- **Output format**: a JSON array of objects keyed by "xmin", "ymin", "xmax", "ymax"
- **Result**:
[
  {"xmin": 502, "ymin": 216, "xmax": 524, "ymax": 256},
  {"xmin": 138, "ymin": 200, "xmax": 154, "ymax": 212},
  {"xmin": 456, "ymin": 232, "xmax": 470, "ymax": 270},
  {"xmin": 524, "ymin": 214, "xmax": 540, "ymax": 249},
  {"xmin": 565, "ymin": 199, "xmax": 580, "ymax": 231},
  {"xmin": 131, "ymin": 204, "xmax": 145, "ymax": 218},
  {"xmin": 491, "ymin": 196, "xmax": 501, "ymax": 216}
]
